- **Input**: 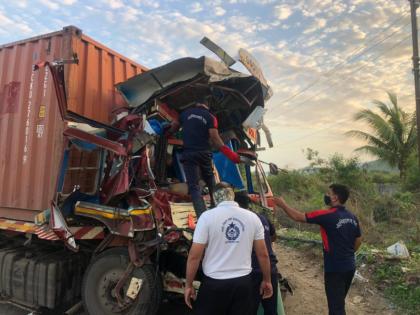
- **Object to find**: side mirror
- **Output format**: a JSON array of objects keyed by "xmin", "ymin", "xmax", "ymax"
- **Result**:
[{"xmin": 269, "ymin": 163, "xmax": 279, "ymax": 175}]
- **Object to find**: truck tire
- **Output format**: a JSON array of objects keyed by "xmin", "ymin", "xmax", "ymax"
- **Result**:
[
  {"xmin": 82, "ymin": 247, "xmax": 158, "ymax": 315},
  {"xmin": 144, "ymin": 265, "xmax": 163, "ymax": 315}
]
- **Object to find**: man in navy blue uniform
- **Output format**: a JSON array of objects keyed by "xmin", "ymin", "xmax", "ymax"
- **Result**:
[
  {"xmin": 168, "ymin": 99, "xmax": 252, "ymax": 217},
  {"xmin": 235, "ymin": 193, "xmax": 279, "ymax": 315},
  {"xmin": 274, "ymin": 184, "xmax": 362, "ymax": 315}
]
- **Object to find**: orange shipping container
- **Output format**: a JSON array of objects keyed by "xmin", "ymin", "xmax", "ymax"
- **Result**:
[{"xmin": 0, "ymin": 26, "xmax": 146, "ymax": 221}]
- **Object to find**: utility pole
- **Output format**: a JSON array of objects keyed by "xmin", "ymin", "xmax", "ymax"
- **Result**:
[{"xmin": 409, "ymin": 0, "xmax": 420, "ymax": 167}]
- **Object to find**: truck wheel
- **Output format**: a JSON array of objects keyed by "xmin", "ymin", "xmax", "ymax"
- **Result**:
[
  {"xmin": 82, "ymin": 247, "xmax": 157, "ymax": 315},
  {"xmin": 145, "ymin": 265, "xmax": 163, "ymax": 314}
]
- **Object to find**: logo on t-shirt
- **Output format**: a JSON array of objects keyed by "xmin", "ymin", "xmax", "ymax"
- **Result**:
[
  {"xmin": 336, "ymin": 218, "xmax": 358, "ymax": 229},
  {"xmin": 187, "ymin": 114, "xmax": 207, "ymax": 125},
  {"xmin": 226, "ymin": 222, "xmax": 240, "ymax": 241},
  {"xmin": 222, "ymin": 217, "xmax": 245, "ymax": 243}
]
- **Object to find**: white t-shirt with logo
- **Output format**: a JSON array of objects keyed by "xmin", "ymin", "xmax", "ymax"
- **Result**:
[{"xmin": 193, "ymin": 201, "xmax": 265, "ymax": 280}]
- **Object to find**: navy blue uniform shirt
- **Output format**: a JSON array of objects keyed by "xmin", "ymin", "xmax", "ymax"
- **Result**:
[
  {"xmin": 305, "ymin": 206, "xmax": 361, "ymax": 272},
  {"xmin": 252, "ymin": 214, "xmax": 278, "ymax": 273},
  {"xmin": 179, "ymin": 106, "xmax": 217, "ymax": 152}
]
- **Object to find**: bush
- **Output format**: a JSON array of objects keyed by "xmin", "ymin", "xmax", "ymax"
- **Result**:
[
  {"xmin": 403, "ymin": 154, "xmax": 420, "ymax": 192},
  {"xmin": 373, "ymin": 261, "xmax": 420, "ymax": 315},
  {"xmin": 360, "ymin": 191, "xmax": 415, "ymax": 223},
  {"xmin": 327, "ymin": 154, "xmax": 378, "ymax": 198},
  {"xmin": 372, "ymin": 196, "xmax": 400, "ymax": 222},
  {"xmin": 268, "ymin": 171, "xmax": 323, "ymax": 195},
  {"xmin": 268, "ymin": 170, "xmax": 325, "ymax": 211},
  {"xmin": 370, "ymin": 171, "xmax": 399, "ymax": 184}
]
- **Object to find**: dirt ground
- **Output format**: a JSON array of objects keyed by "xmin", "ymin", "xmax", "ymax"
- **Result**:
[{"xmin": 276, "ymin": 242, "xmax": 396, "ymax": 315}]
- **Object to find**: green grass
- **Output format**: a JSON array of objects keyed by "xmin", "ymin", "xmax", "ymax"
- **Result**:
[
  {"xmin": 357, "ymin": 245, "xmax": 420, "ymax": 315},
  {"xmin": 278, "ymin": 227, "xmax": 321, "ymax": 241},
  {"xmin": 373, "ymin": 261, "xmax": 420, "ymax": 315}
]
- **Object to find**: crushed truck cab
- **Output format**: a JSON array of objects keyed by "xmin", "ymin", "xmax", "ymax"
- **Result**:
[{"xmin": 0, "ymin": 27, "xmax": 276, "ymax": 314}]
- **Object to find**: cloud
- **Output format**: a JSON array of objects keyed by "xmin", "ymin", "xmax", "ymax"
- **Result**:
[
  {"xmin": 303, "ymin": 18, "xmax": 327, "ymax": 34},
  {"xmin": 0, "ymin": 11, "xmax": 13, "ymax": 27},
  {"xmin": 61, "ymin": 0, "xmax": 77, "ymax": 4},
  {"xmin": 214, "ymin": 6, "xmax": 226, "ymax": 16},
  {"xmin": 105, "ymin": 0, "xmax": 123, "ymax": 9},
  {"xmin": 38, "ymin": 0, "xmax": 77, "ymax": 5},
  {"xmin": 302, "ymin": 37, "xmax": 321, "ymax": 48},
  {"xmin": 0, "ymin": 10, "xmax": 32, "ymax": 35},
  {"xmin": 15, "ymin": 1, "xmax": 28, "ymax": 8},
  {"xmin": 135, "ymin": 0, "xmax": 159, "ymax": 8},
  {"xmin": 39, "ymin": 0, "xmax": 59, "ymax": 10},
  {"xmin": 190, "ymin": 2, "xmax": 203, "ymax": 13},
  {"xmin": 0, "ymin": 0, "xmax": 413, "ymax": 168},
  {"xmin": 275, "ymin": 4, "xmax": 293, "ymax": 20},
  {"xmin": 208, "ymin": 0, "xmax": 222, "ymax": 5},
  {"xmin": 229, "ymin": 0, "xmax": 277, "ymax": 4},
  {"xmin": 277, "ymin": 41, "xmax": 287, "ymax": 49},
  {"xmin": 228, "ymin": 15, "xmax": 257, "ymax": 33},
  {"xmin": 123, "ymin": 6, "xmax": 140, "ymax": 22}
]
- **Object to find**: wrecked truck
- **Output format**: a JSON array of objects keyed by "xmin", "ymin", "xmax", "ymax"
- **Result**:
[{"xmin": 0, "ymin": 27, "xmax": 277, "ymax": 315}]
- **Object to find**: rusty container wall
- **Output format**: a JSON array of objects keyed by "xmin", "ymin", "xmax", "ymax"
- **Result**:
[
  {"xmin": 66, "ymin": 27, "xmax": 146, "ymax": 123},
  {"xmin": 0, "ymin": 26, "xmax": 146, "ymax": 221}
]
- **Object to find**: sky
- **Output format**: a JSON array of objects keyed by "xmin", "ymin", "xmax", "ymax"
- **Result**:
[{"xmin": 0, "ymin": 0, "xmax": 416, "ymax": 168}]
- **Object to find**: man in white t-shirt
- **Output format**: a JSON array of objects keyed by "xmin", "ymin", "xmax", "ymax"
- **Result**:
[{"xmin": 185, "ymin": 182, "xmax": 273, "ymax": 315}]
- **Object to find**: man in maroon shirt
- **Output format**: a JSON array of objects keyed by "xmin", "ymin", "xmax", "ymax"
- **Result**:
[{"xmin": 275, "ymin": 184, "xmax": 362, "ymax": 315}]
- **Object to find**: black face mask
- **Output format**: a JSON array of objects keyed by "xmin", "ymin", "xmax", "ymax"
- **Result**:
[{"xmin": 324, "ymin": 195, "xmax": 332, "ymax": 206}]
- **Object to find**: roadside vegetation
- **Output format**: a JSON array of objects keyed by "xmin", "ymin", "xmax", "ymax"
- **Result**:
[{"xmin": 268, "ymin": 93, "xmax": 420, "ymax": 314}]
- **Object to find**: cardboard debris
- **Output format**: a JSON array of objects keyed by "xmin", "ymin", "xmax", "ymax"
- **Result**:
[{"xmin": 386, "ymin": 241, "xmax": 410, "ymax": 258}]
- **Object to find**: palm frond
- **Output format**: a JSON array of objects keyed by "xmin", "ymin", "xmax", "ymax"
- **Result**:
[
  {"xmin": 348, "ymin": 92, "xmax": 417, "ymax": 176},
  {"xmin": 387, "ymin": 91, "xmax": 398, "ymax": 110},
  {"xmin": 354, "ymin": 145, "xmax": 398, "ymax": 166},
  {"xmin": 353, "ymin": 109, "xmax": 398, "ymax": 144},
  {"xmin": 372, "ymin": 100, "xmax": 392, "ymax": 117},
  {"xmin": 405, "ymin": 120, "xmax": 417, "ymax": 148},
  {"xmin": 345, "ymin": 130, "xmax": 389, "ymax": 149}
]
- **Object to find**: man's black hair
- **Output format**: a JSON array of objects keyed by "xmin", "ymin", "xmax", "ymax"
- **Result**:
[
  {"xmin": 234, "ymin": 191, "xmax": 250, "ymax": 209},
  {"xmin": 196, "ymin": 96, "xmax": 209, "ymax": 106},
  {"xmin": 329, "ymin": 184, "xmax": 349, "ymax": 204},
  {"xmin": 215, "ymin": 181, "xmax": 232, "ymax": 190}
]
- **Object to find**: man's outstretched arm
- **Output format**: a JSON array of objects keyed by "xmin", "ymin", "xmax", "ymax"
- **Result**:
[
  {"xmin": 166, "ymin": 120, "xmax": 180, "ymax": 136},
  {"xmin": 209, "ymin": 128, "xmax": 254, "ymax": 165},
  {"xmin": 209, "ymin": 128, "xmax": 240, "ymax": 162},
  {"xmin": 274, "ymin": 196, "xmax": 306, "ymax": 222}
]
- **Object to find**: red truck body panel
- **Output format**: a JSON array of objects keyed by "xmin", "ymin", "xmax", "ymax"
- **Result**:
[{"xmin": 0, "ymin": 26, "xmax": 146, "ymax": 221}]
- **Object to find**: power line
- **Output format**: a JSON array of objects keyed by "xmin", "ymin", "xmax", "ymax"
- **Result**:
[
  {"xmin": 278, "ymin": 12, "xmax": 410, "ymax": 105},
  {"xmin": 279, "ymin": 14, "xmax": 409, "ymax": 105},
  {"xmin": 280, "ymin": 33, "xmax": 411, "ymax": 115},
  {"xmin": 277, "ymin": 90, "xmax": 415, "ymax": 148},
  {"xmin": 277, "ymin": 119, "xmax": 349, "ymax": 147},
  {"xmin": 275, "ymin": 36, "xmax": 413, "ymax": 147}
]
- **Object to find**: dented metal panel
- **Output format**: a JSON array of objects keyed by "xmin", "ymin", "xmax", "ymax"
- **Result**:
[
  {"xmin": 66, "ymin": 28, "xmax": 147, "ymax": 122},
  {"xmin": 0, "ymin": 26, "xmax": 146, "ymax": 221}
]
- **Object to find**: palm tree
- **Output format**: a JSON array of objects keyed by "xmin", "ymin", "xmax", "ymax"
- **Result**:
[{"xmin": 346, "ymin": 92, "xmax": 417, "ymax": 178}]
